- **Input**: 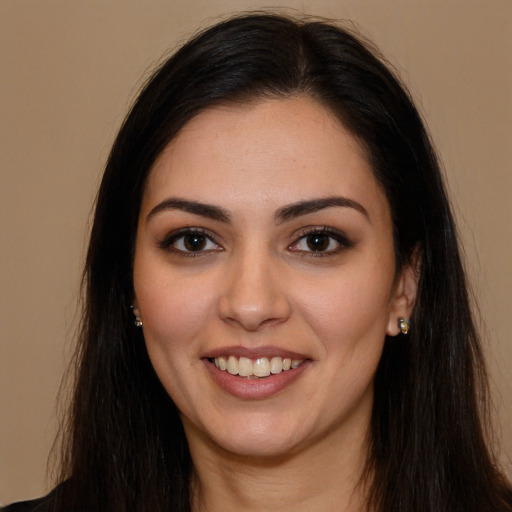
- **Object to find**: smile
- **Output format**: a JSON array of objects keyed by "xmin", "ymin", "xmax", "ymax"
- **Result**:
[{"xmin": 211, "ymin": 356, "xmax": 304, "ymax": 378}]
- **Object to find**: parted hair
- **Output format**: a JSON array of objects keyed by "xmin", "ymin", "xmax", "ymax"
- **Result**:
[{"xmin": 54, "ymin": 12, "xmax": 512, "ymax": 512}]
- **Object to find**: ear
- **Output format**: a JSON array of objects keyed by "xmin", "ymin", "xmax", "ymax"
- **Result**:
[{"xmin": 386, "ymin": 249, "xmax": 421, "ymax": 337}]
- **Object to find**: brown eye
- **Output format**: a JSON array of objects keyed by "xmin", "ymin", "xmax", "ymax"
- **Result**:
[
  {"xmin": 288, "ymin": 228, "xmax": 352, "ymax": 256},
  {"xmin": 160, "ymin": 229, "xmax": 222, "ymax": 255},
  {"xmin": 183, "ymin": 234, "xmax": 207, "ymax": 251},
  {"xmin": 306, "ymin": 234, "xmax": 330, "ymax": 252}
]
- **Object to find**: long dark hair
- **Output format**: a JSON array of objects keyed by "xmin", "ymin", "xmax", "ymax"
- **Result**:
[{"xmin": 55, "ymin": 12, "xmax": 512, "ymax": 512}]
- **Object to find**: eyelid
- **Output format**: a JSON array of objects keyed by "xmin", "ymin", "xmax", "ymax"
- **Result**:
[
  {"xmin": 158, "ymin": 227, "xmax": 223, "ymax": 255},
  {"xmin": 156, "ymin": 225, "xmax": 351, "ymax": 257},
  {"xmin": 288, "ymin": 226, "xmax": 352, "ymax": 255}
]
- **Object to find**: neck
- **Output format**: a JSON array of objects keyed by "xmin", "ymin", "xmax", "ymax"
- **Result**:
[{"xmin": 186, "ymin": 418, "xmax": 371, "ymax": 512}]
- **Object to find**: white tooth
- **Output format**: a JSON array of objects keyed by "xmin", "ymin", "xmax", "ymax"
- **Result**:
[
  {"xmin": 238, "ymin": 357, "xmax": 252, "ymax": 377},
  {"xmin": 214, "ymin": 358, "xmax": 220, "ymax": 368},
  {"xmin": 227, "ymin": 356, "xmax": 239, "ymax": 375},
  {"xmin": 270, "ymin": 357, "xmax": 283, "ymax": 374},
  {"xmin": 218, "ymin": 357, "xmax": 227, "ymax": 371},
  {"xmin": 253, "ymin": 358, "xmax": 270, "ymax": 377},
  {"xmin": 291, "ymin": 359, "xmax": 303, "ymax": 369},
  {"xmin": 283, "ymin": 358, "xmax": 291, "ymax": 370}
]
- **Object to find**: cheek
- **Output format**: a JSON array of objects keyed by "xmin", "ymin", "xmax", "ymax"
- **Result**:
[
  {"xmin": 134, "ymin": 267, "xmax": 220, "ymax": 409},
  {"xmin": 293, "ymin": 260, "xmax": 394, "ymax": 353},
  {"xmin": 134, "ymin": 264, "xmax": 219, "ymax": 354}
]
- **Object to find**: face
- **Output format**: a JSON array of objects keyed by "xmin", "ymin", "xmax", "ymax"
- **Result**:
[{"xmin": 133, "ymin": 96, "xmax": 415, "ymax": 459}]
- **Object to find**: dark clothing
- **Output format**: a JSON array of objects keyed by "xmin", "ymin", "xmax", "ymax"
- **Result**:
[
  {"xmin": 1, "ymin": 496, "xmax": 48, "ymax": 512},
  {"xmin": 1, "ymin": 484, "xmax": 63, "ymax": 512}
]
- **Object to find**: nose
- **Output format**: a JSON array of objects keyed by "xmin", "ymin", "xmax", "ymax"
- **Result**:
[{"xmin": 218, "ymin": 247, "xmax": 292, "ymax": 332}]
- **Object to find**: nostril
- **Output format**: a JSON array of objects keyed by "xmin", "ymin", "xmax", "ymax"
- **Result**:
[
  {"xmin": 218, "ymin": 295, "xmax": 292, "ymax": 331},
  {"xmin": 218, "ymin": 261, "xmax": 292, "ymax": 331}
]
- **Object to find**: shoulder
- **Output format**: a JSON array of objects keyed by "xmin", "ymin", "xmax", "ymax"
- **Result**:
[
  {"xmin": 1, "ymin": 482, "xmax": 68, "ymax": 512},
  {"xmin": 1, "ymin": 497, "xmax": 47, "ymax": 512},
  {"xmin": 1, "ymin": 496, "xmax": 50, "ymax": 512}
]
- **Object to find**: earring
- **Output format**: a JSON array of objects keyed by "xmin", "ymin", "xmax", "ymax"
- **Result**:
[
  {"xmin": 131, "ymin": 305, "xmax": 143, "ymax": 328},
  {"xmin": 398, "ymin": 317, "xmax": 409, "ymax": 335}
]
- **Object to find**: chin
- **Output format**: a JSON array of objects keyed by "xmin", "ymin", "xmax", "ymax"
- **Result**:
[
  {"xmin": 214, "ymin": 432, "xmax": 305, "ymax": 461},
  {"xmin": 183, "ymin": 411, "xmax": 312, "ymax": 461}
]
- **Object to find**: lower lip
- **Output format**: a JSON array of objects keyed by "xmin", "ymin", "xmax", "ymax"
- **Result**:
[{"xmin": 203, "ymin": 359, "xmax": 311, "ymax": 399}]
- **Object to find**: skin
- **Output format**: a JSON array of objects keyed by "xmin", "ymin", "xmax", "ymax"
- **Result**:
[{"xmin": 133, "ymin": 96, "xmax": 417, "ymax": 511}]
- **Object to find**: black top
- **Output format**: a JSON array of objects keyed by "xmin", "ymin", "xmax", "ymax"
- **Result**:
[
  {"xmin": 1, "ymin": 496, "xmax": 48, "ymax": 512},
  {"xmin": 1, "ymin": 484, "xmax": 63, "ymax": 512}
]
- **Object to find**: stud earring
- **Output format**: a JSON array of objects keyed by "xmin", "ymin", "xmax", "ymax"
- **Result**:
[
  {"xmin": 131, "ymin": 305, "xmax": 143, "ymax": 328},
  {"xmin": 398, "ymin": 317, "xmax": 409, "ymax": 335}
]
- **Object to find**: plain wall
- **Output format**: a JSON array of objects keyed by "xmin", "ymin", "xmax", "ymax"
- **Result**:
[{"xmin": 1, "ymin": 0, "xmax": 511, "ymax": 504}]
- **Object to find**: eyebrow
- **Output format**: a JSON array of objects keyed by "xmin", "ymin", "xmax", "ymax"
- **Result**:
[
  {"xmin": 275, "ymin": 196, "xmax": 368, "ymax": 224},
  {"xmin": 146, "ymin": 195, "xmax": 368, "ymax": 224},
  {"xmin": 146, "ymin": 198, "xmax": 231, "ymax": 223}
]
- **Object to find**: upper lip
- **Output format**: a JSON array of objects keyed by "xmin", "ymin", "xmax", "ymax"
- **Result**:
[{"xmin": 201, "ymin": 345, "xmax": 310, "ymax": 360}]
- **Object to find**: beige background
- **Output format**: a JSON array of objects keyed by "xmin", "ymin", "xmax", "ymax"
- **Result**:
[{"xmin": 1, "ymin": 0, "xmax": 511, "ymax": 505}]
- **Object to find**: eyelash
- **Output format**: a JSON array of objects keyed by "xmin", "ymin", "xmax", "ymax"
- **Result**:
[
  {"xmin": 288, "ymin": 227, "xmax": 352, "ymax": 257},
  {"xmin": 158, "ymin": 226, "xmax": 352, "ymax": 257},
  {"xmin": 158, "ymin": 228, "xmax": 222, "ymax": 257}
]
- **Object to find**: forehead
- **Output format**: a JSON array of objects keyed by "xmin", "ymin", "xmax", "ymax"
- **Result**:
[{"xmin": 142, "ymin": 96, "xmax": 388, "ymax": 221}]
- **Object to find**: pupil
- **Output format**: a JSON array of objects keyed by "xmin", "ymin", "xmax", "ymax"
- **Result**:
[
  {"xmin": 184, "ymin": 234, "xmax": 206, "ymax": 251},
  {"xmin": 307, "ymin": 234, "xmax": 329, "ymax": 251}
]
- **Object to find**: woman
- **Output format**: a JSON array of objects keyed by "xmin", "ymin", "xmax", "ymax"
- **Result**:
[{"xmin": 4, "ymin": 12, "xmax": 511, "ymax": 512}]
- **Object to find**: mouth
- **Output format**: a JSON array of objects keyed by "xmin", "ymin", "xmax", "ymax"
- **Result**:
[
  {"xmin": 207, "ymin": 356, "xmax": 305, "ymax": 379},
  {"xmin": 202, "ymin": 346, "xmax": 311, "ymax": 399}
]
